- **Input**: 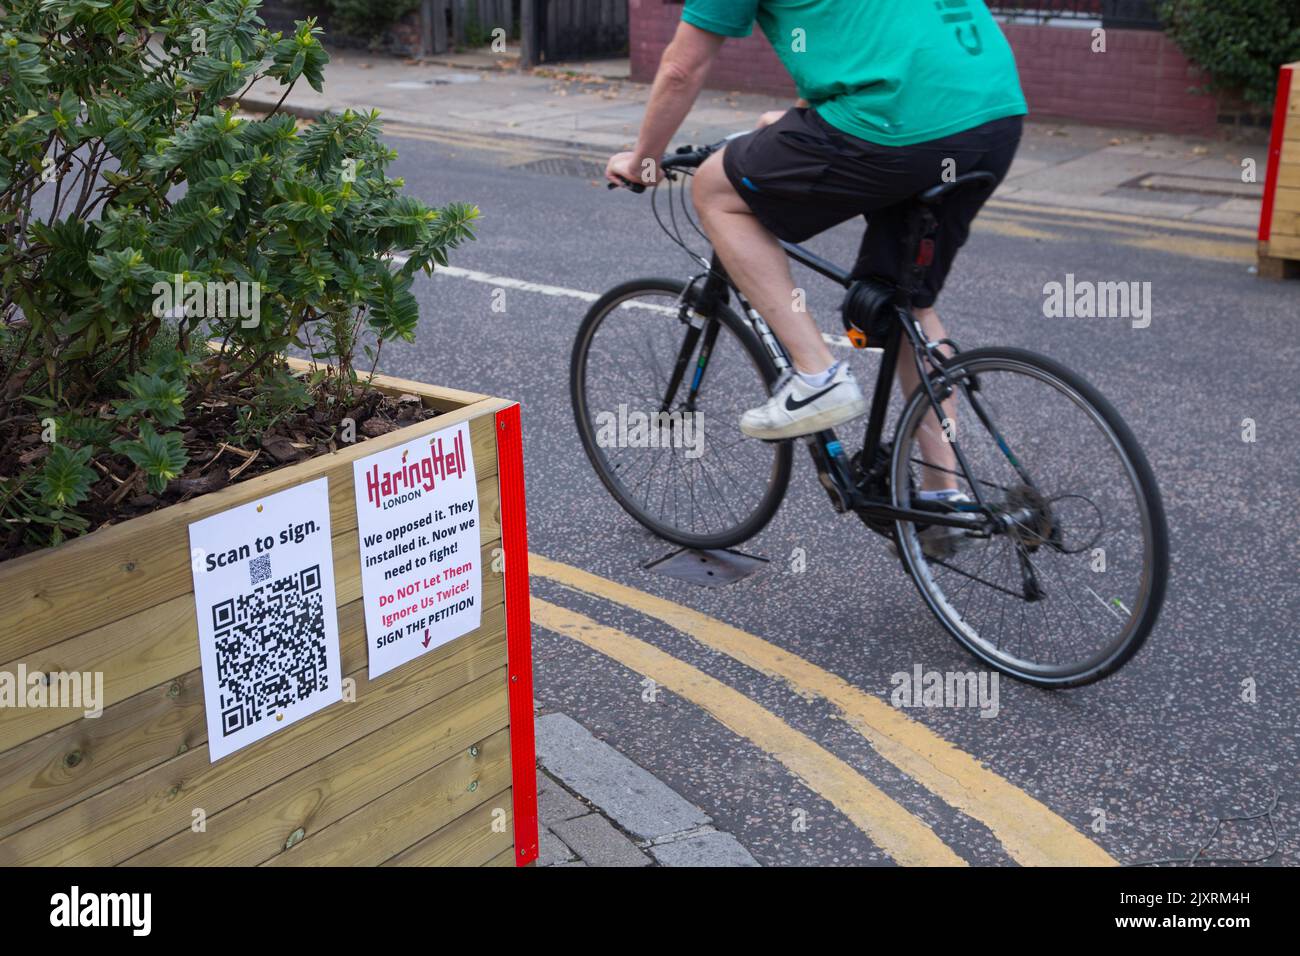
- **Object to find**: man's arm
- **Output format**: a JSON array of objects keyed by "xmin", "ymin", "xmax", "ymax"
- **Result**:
[{"xmin": 605, "ymin": 21, "xmax": 724, "ymax": 186}]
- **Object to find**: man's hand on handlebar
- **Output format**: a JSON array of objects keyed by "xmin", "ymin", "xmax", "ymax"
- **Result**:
[{"xmin": 605, "ymin": 151, "xmax": 659, "ymax": 191}]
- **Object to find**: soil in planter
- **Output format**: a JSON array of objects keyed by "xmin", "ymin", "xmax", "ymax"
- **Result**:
[{"xmin": 0, "ymin": 378, "xmax": 440, "ymax": 564}]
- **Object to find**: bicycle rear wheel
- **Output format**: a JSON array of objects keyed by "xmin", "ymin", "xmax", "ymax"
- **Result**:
[
  {"xmin": 571, "ymin": 278, "xmax": 792, "ymax": 550},
  {"xmin": 891, "ymin": 347, "xmax": 1168, "ymax": 687}
]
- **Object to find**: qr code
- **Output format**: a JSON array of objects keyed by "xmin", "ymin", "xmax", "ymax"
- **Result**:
[
  {"xmin": 210, "ymin": 565, "xmax": 328, "ymax": 737},
  {"xmin": 249, "ymin": 553, "xmax": 271, "ymax": 585}
]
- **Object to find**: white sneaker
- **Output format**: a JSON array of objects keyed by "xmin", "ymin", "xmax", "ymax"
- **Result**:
[{"xmin": 740, "ymin": 364, "xmax": 867, "ymax": 440}]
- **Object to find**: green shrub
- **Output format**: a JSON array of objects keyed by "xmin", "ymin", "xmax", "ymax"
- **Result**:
[
  {"xmin": 325, "ymin": 0, "xmax": 421, "ymax": 40},
  {"xmin": 0, "ymin": 0, "xmax": 477, "ymax": 553},
  {"xmin": 1160, "ymin": 0, "xmax": 1300, "ymax": 108}
]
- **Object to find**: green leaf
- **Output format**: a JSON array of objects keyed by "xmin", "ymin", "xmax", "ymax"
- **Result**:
[
  {"xmin": 36, "ymin": 444, "xmax": 97, "ymax": 509},
  {"xmin": 112, "ymin": 422, "xmax": 189, "ymax": 495},
  {"xmin": 114, "ymin": 370, "xmax": 188, "ymax": 428}
]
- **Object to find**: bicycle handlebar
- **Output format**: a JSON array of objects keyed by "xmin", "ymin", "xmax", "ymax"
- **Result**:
[{"xmin": 605, "ymin": 138, "xmax": 731, "ymax": 192}]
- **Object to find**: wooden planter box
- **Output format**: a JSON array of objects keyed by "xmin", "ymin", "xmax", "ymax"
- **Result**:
[
  {"xmin": 0, "ymin": 368, "xmax": 538, "ymax": 867},
  {"xmin": 1259, "ymin": 60, "xmax": 1300, "ymax": 279}
]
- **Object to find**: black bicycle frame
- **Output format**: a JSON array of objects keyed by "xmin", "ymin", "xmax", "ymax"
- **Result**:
[{"xmin": 665, "ymin": 243, "xmax": 1000, "ymax": 535}]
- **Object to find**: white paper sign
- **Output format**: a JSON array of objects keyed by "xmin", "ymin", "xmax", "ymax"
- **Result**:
[
  {"xmin": 353, "ymin": 421, "xmax": 482, "ymax": 679},
  {"xmin": 187, "ymin": 477, "xmax": 343, "ymax": 762}
]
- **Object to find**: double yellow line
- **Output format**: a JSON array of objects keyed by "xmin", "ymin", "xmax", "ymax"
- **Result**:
[{"xmin": 529, "ymin": 553, "xmax": 1115, "ymax": 867}]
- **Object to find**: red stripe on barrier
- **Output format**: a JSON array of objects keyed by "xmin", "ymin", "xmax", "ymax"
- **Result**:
[
  {"xmin": 1259, "ymin": 65, "xmax": 1293, "ymax": 243},
  {"xmin": 495, "ymin": 403, "xmax": 539, "ymax": 867}
]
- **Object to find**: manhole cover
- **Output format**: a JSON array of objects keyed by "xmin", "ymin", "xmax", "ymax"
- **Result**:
[
  {"xmin": 644, "ymin": 548, "xmax": 767, "ymax": 587},
  {"xmin": 512, "ymin": 156, "xmax": 607, "ymax": 180}
]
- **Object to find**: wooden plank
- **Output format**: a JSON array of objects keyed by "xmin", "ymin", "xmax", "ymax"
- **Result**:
[
  {"xmin": 0, "ymin": 543, "xmax": 505, "ymax": 835},
  {"xmin": 1285, "ymin": 116, "xmax": 1300, "ymax": 143},
  {"xmin": 0, "ymin": 624, "xmax": 507, "ymax": 865},
  {"xmin": 1278, "ymin": 161, "xmax": 1300, "ymax": 193},
  {"xmin": 483, "ymin": 845, "xmax": 515, "ymax": 866},
  {"xmin": 1274, "ymin": 187, "xmax": 1300, "ymax": 214},
  {"xmin": 124, "ymin": 701, "xmax": 510, "ymax": 866},
  {"xmin": 1257, "ymin": 251, "xmax": 1300, "ymax": 278},
  {"xmin": 1269, "ymin": 208, "xmax": 1300, "ymax": 238},
  {"xmin": 452, "ymin": 0, "xmax": 467, "ymax": 44},
  {"xmin": 1263, "ymin": 232, "xmax": 1300, "ymax": 261},
  {"xmin": 432, "ymin": 0, "xmax": 449, "ymax": 54},
  {"xmin": 0, "ymin": 599, "xmax": 347, "ymax": 841},
  {"xmin": 383, "ymin": 785, "xmax": 513, "ymax": 866},
  {"xmin": 0, "ymin": 534, "xmax": 504, "ymax": 754},
  {"xmin": 520, "ymin": 0, "xmax": 537, "ymax": 66},
  {"xmin": 282, "ymin": 360, "xmax": 489, "ymax": 411},
  {"xmin": 0, "ymin": 412, "xmax": 503, "ymax": 665},
  {"xmin": 258, "ymin": 725, "xmax": 511, "ymax": 866}
]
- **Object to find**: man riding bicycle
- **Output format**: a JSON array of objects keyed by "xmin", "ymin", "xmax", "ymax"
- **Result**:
[{"xmin": 606, "ymin": 0, "xmax": 1027, "ymax": 509}]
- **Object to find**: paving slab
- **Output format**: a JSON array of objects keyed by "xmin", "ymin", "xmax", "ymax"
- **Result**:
[
  {"xmin": 649, "ymin": 829, "xmax": 761, "ymax": 868},
  {"xmin": 536, "ymin": 712, "xmax": 712, "ymax": 841},
  {"xmin": 538, "ymin": 771, "xmax": 591, "ymax": 827},
  {"xmin": 537, "ymin": 825, "xmax": 578, "ymax": 867},
  {"xmin": 550, "ymin": 813, "xmax": 652, "ymax": 868}
]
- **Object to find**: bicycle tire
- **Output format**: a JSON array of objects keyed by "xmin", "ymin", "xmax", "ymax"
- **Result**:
[
  {"xmin": 890, "ymin": 346, "xmax": 1169, "ymax": 688},
  {"xmin": 571, "ymin": 277, "xmax": 793, "ymax": 550}
]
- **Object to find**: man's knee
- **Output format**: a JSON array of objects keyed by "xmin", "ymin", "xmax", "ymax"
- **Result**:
[{"xmin": 692, "ymin": 150, "xmax": 739, "ymax": 219}]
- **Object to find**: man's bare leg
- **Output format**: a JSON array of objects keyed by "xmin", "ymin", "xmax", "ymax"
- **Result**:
[
  {"xmin": 896, "ymin": 306, "xmax": 960, "ymax": 492},
  {"xmin": 692, "ymin": 151, "xmax": 835, "ymax": 375}
]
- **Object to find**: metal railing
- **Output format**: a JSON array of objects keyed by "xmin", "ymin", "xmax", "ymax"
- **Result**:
[{"xmin": 987, "ymin": 1, "xmax": 1163, "ymax": 30}]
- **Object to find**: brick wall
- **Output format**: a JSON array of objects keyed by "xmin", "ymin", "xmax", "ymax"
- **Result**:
[
  {"xmin": 1002, "ymin": 22, "xmax": 1217, "ymax": 134},
  {"xmin": 629, "ymin": 0, "xmax": 1220, "ymax": 135},
  {"xmin": 629, "ymin": 0, "xmax": 795, "ymax": 97}
]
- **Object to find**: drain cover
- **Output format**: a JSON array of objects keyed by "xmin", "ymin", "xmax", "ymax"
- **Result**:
[
  {"xmin": 385, "ymin": 73, "xmax": 481, "ymax": 89},
  {"xmin": 644, "ymin": 548, "xmax": 767, "ymax": 587},
  {"xmin": 1123, "ymin": 171, "xmax": 1260, "ymax": 199},
  {"xmin": 512, "ymin": 156, "xmax": 607, "ymax": 180}
]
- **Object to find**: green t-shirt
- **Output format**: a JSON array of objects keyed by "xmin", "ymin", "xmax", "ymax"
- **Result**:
[{"xmin": 681, "ymin": 0, "xmax": 1028, "ymax": 146}]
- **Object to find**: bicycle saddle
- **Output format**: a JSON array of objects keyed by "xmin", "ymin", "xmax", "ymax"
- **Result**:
[{"xmin": 917, "ymin": 171, "xmax": 998, "ymax": 205}]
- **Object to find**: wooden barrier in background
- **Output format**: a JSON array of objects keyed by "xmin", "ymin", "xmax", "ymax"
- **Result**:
[
  {"xmin": 0, "ymin": 372, "xmax": 538, "ymax": 867},
  {"xmin": 1259, "ymin": 61, "xmax": 1300, "ymax": 279}
]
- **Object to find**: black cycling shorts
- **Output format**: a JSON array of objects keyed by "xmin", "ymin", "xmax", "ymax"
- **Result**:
[{"xmin": 722, "ymin": 109, "xmax": 1023, "ymax": 308}]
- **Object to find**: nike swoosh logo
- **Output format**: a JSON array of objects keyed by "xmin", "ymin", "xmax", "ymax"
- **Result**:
[{"xmin": 785, "ymin": 382, "xmax": 839, "ymax": 411}]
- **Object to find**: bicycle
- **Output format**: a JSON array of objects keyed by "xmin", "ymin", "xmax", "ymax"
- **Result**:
[{"xmin": 571, "ymin": 139, "xmax": 1169, "ymax": 687}]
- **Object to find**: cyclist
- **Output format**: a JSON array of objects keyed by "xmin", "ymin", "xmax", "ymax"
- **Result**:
[{"xmin": 605, "ymin": 0, "xmax": 1027, "ymax": 506}]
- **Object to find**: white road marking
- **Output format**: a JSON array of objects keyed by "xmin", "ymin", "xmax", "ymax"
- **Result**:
[{"xmin": 394, "ymin": 255, "xmax": 854, "ymax": 349}]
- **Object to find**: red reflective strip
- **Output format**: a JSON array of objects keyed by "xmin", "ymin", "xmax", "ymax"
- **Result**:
[
  {"xmin": 1259, "ymin": 65, "xmax": 1293, "ymax": 243},
  {"xmin": 495, "ymin": 403, "xmax": 538, "ymax": 867},
  {"xmin": 916, "ymin": 238, "xmax": 935, "ymax": 267}
]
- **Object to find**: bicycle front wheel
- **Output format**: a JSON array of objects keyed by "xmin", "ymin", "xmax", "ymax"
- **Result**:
[
  {"xmin": 891, "ymin": 347, "xmax": 1169, "ymax": 687},
  {"xmin": 571, "ymin": 278, "xmax": 792, "ymax": 550}
]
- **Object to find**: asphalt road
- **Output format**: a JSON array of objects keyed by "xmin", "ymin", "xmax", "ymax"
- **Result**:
[{"xmin": 378, "ymin": 128, "xmax": 1298, "ymax": 867}]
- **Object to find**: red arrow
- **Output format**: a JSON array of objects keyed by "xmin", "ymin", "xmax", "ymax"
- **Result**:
[{"xmin": 422, "ymin": 628, "xmax": 431, "ymax": 648}]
